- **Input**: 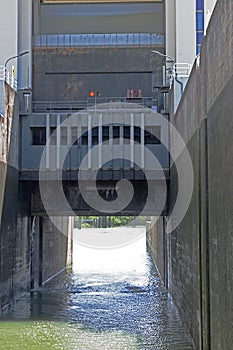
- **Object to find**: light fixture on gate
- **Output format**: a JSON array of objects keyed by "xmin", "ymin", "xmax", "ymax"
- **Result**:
[{"xmin": 4, "ymin": 51, "xmax": 29, "ymax": 69}]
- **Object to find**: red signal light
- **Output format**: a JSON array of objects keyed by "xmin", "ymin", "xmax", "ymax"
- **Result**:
[{"xmin": 89, "ymin": 91, "xmax": 95, "ymax": 97}]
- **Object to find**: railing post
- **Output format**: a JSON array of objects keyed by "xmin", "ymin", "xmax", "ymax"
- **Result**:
[
  {"xmin": 130, "ymin": 113, "xmax": 134, "ymax": 168},
  {"xmin": 88, "ymin": 114, "xmax": 92, "ymax": 169},
  {"xmin": 56, "ymin": 114, "xmax": 61, "ymax": 169},
  {"xmin": 46, "ymin": 114, "xmax": 50, "ymax": 169},
  {"xmin": 98, "ymin": 113, "xmax": 102, "ymax": 169},
  {"xmin": 141, "ymin": 113, "xmax": 145, "ymax": 169}
]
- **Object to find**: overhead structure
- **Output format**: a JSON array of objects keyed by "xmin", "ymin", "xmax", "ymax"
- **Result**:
[{"xmin": 41, "ymin": 0, "xmax": 162, "ymax": 3}]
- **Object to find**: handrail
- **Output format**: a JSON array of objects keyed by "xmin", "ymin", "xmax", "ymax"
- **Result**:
[
  {"xmin": 173, "ymin": 63, "xmax": 192, "ymax": 77},
  {"xmin": 32, "ymin": 97, "xmax": 158, "ymax": 113},
  {"xmin": 33, "ymin": 33, "xmax": 165, "ymax": 48},
  {"xmin": 0, "ymin": 66, "xmax": 17, "ymax": 90}
]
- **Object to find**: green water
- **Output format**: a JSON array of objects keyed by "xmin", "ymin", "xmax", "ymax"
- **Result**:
[
  {"xmin": 0, "ymin": 232, "xmax": 193, "ymax": 350},
  {"xmin": 0, "ymin": 322, "xmax": 139, "ymax": 350}
]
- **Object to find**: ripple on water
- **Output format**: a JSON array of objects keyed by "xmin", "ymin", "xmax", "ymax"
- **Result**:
[{"xmin": 0, "ymin": 232, "xmax": 194, "ymax": 350}]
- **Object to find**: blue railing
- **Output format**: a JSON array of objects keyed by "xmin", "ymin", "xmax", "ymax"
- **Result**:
[{"xmin": 33, "ymin": 33, "xmax": 164, "ymax": 48}]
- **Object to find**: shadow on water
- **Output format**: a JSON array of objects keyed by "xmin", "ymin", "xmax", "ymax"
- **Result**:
[{"xmin": 0, "ymin": 227, "xmax": 194, "ymax": 350}]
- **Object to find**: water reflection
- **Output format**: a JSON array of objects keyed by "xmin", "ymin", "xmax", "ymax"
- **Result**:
[{"xmin": 0, "ymin": 228, "xmax": 194, "ymax": 349}]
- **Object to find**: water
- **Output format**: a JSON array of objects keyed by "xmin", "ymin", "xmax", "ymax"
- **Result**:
[{"xmin": 0, "ymin": 228, "xmax": 194, "ymax": 349}]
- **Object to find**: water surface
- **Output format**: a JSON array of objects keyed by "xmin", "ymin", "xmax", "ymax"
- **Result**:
[{"xmin": 0, "ymin": 228, "xmax": 193, "ymax": 349}]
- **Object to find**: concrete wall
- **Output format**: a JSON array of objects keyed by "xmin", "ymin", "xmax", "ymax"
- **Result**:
[
  {"xmin": 41, "ymin": 216, "xmax": 72, "ymax": 283},
  {"xmin": 0, "ymin": 86, "xmax": 73, "ymax": 311},
  {"xmin": 165, "ymin": 0, "xmax": 195, "ymax": 65},
  {"xmin": 0, "ymin": 162, "xmax": 6, "ymax": 228},
  {"xmin": 165, "ymin": 0, "xmax": 217, "ymax": 65},
  {"xmin": 146, "ymin": 216, "xmax": 167, "ymax": 283},
  {"xmin": 0, "ymin": 83, "xmax": 18, "ymax": 227},
  {"xmin": 0, "ymin": 175, "xmax": 30, "ymax": 310},
  {"xmin": 147, "ymin": 1, "xmax": 233, "ymax": 349},
  {"xmin": 204, "ymin": 0, "xmax": 218, "ymax": 33},
  {"xmin": 30, "ymin": 216, "xmax": 73, "ymax": 290},
  {"xmin": 0, "ymin": 0, "xmax": 18, "ymax": 67},
  {"xmin": 0, "ymin": 83, "xmax": 25, "ymax": 310},
  {"xmin": 1, "ymin": 205, "xmax": 73, "ymax": 310},
  {"xmin": 18, "ymin": 0, "xmax": 32, "ymax": 89},
  {"xmin": 202, "ymin": 1, "xmax": 233, "ymax": 348}
]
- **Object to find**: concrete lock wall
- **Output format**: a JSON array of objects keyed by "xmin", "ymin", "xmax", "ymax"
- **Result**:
[
  {"xmin": 41, "ymin": 216, "xmax": 72, "ymax": 284},
  {"xmin": 0, "ymin": 83, "xmax": 25, "ymax": 310},
  {"xmin": 1, "ymin": 196, "xmax": 73, "ymax": 310},
  {"xmin": 146, "ymin": 216, "xmax": 167, "ymax": 284},
  {"xmin": 0, "ymin": 85, "xmax": 73, "ymax": 311},
  {"xmin": 30, "ymin": 216, "xmax": 73, "ymax": 290},
  {"xmin": 147, "ymin": 1, "xmax": 233, "ymax": 349},
  {"xmin": 0, "ymin": 86, "xmax": 12, "ymax": 225}
]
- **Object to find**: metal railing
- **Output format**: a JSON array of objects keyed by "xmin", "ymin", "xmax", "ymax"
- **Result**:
[
  {"xmin": 32, "ymin": 97, "xmax": 158, "ymax": 113},
  {"xmin": 33, "ymin": 33, "xmax": 165, "ymax": 48},
  {"xmin": 173, "ymin": 63, "xmax": 192, "ymax": 77},
  {"xmin": 21, "ymin": 107, "xmax": 169, "ymax": 177},
  {"xmin": 0, "ymin": 66, "xmax": 17, "ymax": 90},
  {"xmin": 161, "ymin": 63, "xmax": 192, "ymax": 89}
]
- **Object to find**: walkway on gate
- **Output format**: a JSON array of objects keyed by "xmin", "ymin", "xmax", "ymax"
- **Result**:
[{"xmin": 20, "ymin": 102, "xmax": 169, "ymax": 216}]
